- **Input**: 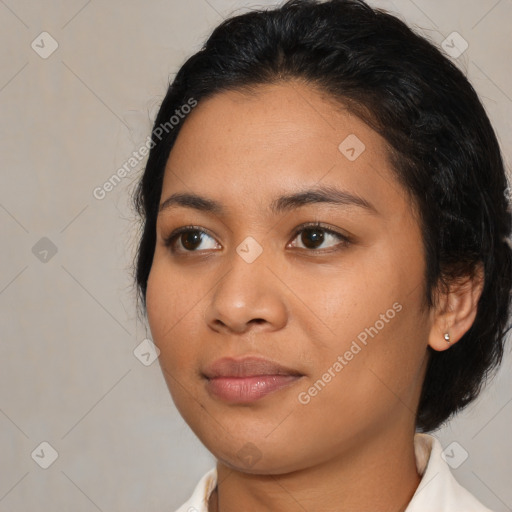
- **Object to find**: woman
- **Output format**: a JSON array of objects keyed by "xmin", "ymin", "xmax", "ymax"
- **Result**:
[{"xmin": 132, "ymin": 0, "xmax": 512, "ymax": 510}]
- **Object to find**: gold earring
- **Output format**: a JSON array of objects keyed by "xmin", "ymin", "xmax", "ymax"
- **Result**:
[{"xmin": 444, "ymin": 333, "xmax": 451, "ymax": 343}]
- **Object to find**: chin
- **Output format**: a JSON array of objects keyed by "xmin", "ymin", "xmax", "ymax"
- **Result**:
[{"xmin": 205, "ymin": 435, "xmax": 315, "ymax": 476}]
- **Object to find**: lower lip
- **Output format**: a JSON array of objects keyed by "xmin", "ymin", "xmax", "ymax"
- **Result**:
[{"xmin": 205, "ymin": 375, "xmax": 302, "ymax": 403}]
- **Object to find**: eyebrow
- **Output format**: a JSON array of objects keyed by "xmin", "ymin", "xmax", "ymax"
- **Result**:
[{"xmin": 158, "ymin": 184, "xmax": 378, "ymax": 216}]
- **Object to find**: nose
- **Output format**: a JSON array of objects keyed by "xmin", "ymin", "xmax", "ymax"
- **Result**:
[{"xmin": 203, "ymin": 247, "xmax": 288, "ymax": 335}]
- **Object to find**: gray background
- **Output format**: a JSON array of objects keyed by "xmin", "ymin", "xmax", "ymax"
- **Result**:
[{"xmin": 0, "ymin": 0, "xmax": 511, "ymax": 510}]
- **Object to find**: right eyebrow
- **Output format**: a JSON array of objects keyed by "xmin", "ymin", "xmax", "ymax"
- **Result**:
[{"xmin": 159, "ymin": 192, "xmax": 222, "ymax": 215}]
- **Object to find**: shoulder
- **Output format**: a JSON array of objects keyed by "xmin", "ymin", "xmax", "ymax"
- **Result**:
[{"xmin": 406, "ymin": 433, "xmax": 493, "ymax": 512}]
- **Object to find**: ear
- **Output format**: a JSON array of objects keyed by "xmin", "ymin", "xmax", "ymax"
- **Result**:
[{"xmin": 428, "ymin": 263, "xmax": 485, "ymax": 351}]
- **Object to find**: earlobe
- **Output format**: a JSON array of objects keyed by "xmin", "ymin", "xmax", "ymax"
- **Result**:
[
  {"xmin": 428, "ymin": 328, "xmax": 453, "ymax": 352},
  {"xmin": 427, "ymin": 263, "xmax": 485, "ymax": 352}
]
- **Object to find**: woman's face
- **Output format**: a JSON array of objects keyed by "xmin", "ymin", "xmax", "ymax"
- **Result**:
[{"xmin": 146, "ymin": 81, "xmax": 433, "ymax": 473}]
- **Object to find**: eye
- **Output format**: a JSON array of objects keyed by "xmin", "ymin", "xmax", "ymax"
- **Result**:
[
  {"xmin": 164, "ymin": 226, "xmax": 220, "ymax": 253},
  {"xmin": 288, "ymin": 222, "xmax": 351, "ymax": 251},
  {"xmin": 163, "ymin": 222, "xmax": 351, "ymax": 255}
]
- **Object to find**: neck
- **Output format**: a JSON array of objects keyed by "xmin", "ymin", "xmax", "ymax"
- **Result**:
[{"xmin": 209, "ymin": 425, "xmax": 421, "ymax": 512}]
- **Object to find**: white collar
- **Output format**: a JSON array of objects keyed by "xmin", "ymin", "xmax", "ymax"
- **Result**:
[{"xmin": 175, "ymin": 433, "xmax": 492, "ymax": 512}]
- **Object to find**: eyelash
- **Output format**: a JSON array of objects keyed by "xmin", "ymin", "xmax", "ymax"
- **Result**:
[{"xmin": 163, "ymin": 221, "xmax": 351, "ymax": 254}]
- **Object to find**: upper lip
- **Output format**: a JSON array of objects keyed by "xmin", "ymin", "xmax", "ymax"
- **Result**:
[{"xmin": 203, "ymin": 356, "xmax": 303, "ymax": 379}]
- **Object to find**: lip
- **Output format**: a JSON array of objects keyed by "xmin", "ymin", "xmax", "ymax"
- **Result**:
[
  {"xmin": 203, "ymin": 356, "xmax": 302, "ymax": 379},
  {"xmin": 203, "ymin": 356, "xmax": 303, "ymax": 403}
]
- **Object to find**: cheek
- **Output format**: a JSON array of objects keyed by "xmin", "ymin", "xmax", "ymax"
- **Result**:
[
  {"xmin": 283, "ymin": 257, "xmax": 398, "ymax": 355},
  {"xmin": 145, "ymin": 261, "xmax": 208, "ymax": 421},
  {"xmin": 145, "ymin": 263, "xmax": 173, "ymax": 346},
  {"xmin": 327, "ymin": 289, "xmax": 428, "ymax": 414},
  {"xmin": 145, "ymin": 259, "xmax": 203, "ymax": 369},
  {"xmin": 295, "ymin": 248, "xmax": 429, "ymax": 406}
]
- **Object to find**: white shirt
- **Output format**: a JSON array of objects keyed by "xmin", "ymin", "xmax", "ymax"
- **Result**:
[{"xmin": 175, "ymin": 433, "xmax": 492, "ymax": 512}]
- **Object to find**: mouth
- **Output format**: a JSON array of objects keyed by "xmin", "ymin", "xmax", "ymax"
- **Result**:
[{"xmin": 202, "ymin": 356, "xmax": 304, "ymax": 404}]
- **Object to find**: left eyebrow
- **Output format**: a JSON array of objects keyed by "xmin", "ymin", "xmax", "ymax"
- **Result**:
[
  {"xmin": 158, "ymin": 184, "xmax": 378, "ymax": 216},
  {"xmin": 269, "ymin": 184, "xmax": 378, "ymax": 215}
]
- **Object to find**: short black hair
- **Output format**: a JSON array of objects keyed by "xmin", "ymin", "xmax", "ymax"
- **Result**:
[{"xmin": 132, "ymin": 0, "xmax": 512, "ymax": 432}]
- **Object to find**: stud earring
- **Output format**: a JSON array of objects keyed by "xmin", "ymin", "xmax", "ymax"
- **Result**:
[{"xmin": 444, "ymin": 333, "xmax": 451, "ymax": 343}]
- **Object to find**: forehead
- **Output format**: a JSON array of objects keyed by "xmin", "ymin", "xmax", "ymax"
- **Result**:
[{"xmin": 160, "ymin": 81, "xmax": 407, "ymax": 217}]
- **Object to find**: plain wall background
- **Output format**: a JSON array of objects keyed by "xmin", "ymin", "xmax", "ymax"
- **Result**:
[{"xmin": 1, "ymin": 0, "xmax": 511, "ymax": 510}]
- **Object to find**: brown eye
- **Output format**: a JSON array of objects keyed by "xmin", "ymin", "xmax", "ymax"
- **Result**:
[
  {"xmin": 181, "ymin": 230, "xmax": 204, "ymax": 250},
  {"xmin": 300, "ymin": 228, "xmax": 325, "ymax": 249},
  {"xmin": 289, "ymin": 224, "xmax": 350, "ymax": 251},
  {"xmin": 164, "ymin": 227, "xmax": 220, "ymax": 253}
]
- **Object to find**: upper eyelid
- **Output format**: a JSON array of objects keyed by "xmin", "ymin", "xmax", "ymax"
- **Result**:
[
  {"xmin": 291, "ymin": 222, "xmax": 348, "ymax": 238},
  {"xmin": 164, "ymin": 225, "xmax": 219, "ymax": 247},
  {"xmin": 289, "ymin": 224, "xmax": 352, "ymax": 248}
]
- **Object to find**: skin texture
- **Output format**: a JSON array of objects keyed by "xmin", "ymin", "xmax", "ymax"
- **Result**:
[{"xmin": 145, "ymin": 81, "xmax": 484, "ymax": 512}]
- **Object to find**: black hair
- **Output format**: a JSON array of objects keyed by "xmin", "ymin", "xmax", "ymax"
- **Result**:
[{"xmin": 132, "ymin": 0, "xmax": 512, "ymax": 432}]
